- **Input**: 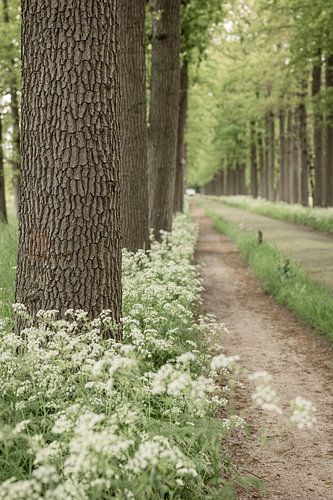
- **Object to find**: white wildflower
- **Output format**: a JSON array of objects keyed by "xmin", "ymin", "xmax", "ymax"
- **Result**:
[{"xmin": 290, "ymin": 397, "xmax": 317, "ymax": 429}]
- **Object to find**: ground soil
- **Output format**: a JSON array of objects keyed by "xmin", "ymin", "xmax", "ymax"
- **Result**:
[
  {"xmin": 203, "ymin": 198, "xmax": 333, "ymax": 292},
  {"xmin": 191, "ymin": 203, "xmax": 333, "ymax": 499}
]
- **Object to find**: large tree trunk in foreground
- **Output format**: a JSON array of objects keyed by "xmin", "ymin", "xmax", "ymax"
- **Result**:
[
  {"xmin": 120, "ymin": 0, "xmax": 149, "ymax": 251},
  {"xmin": 325, "ymin": 54, "xmax": 333, "ymax": 206},
  {"xmin": 0, "ymin": 112, "xmax": 7, "ymax": 223},
  {"xmin": 250, "ymin": 121, "xmax": 258, "ymax": 198},
  {"xmin": 148, "ymin": 0, "xmax": 180, "ymax": 237},
  {"xmin": 3, "ymin": 0, "xmax": 21, "ymax": 218},
  {"xmin": 174, "ymin": 61, "xmax": 188, "ymax": 213},
  {"xmin": 16, "ymin": 0, "xmax": 122, "ymax": 331}
]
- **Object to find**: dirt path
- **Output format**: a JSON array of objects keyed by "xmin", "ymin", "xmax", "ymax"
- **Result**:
[
  {"xmin": 203, "ymin": 197, "xmax": 333, "ymax": 292},
  {"xmin": 192, "ymin": 204, "xmax": 333, "ymax": 499}
]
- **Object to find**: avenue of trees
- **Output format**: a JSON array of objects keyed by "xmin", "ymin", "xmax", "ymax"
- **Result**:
[
  {"xmin": 189, "ymin": 0, "xmax": 333, "ymax": 208},
  {"xmin": 0, "ymin": 1, "xmax": 222, "ymax": 326},
  {"xmin": 1, "ymin": 0, "xmax": 333, "ymax": 328}
]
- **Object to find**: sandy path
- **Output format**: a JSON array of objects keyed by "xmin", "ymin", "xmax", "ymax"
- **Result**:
[
  {"xmin": 192, "ymin": 204, "xmax": 333, "ymax": 499},
  {"xmin": 203, "ymin": 197, "xmax": 333, "ymax": 292}
]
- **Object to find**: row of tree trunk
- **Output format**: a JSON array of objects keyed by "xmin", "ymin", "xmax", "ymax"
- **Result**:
[
  {"xmin": 202, "ymin": 54, "xmax": 333, "ymax": 207},
  {"xmin": 11, "ymin": 0, "xmax": 188, "ymax": 330}
]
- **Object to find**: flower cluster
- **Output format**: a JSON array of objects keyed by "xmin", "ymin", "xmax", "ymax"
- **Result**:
[
  {"xmin": 290, "ymin": 397, "xmax": 317, "ymax": 429},
  {"xmin": 0, "ymin": 215, "xmax": 234, "ymax": 499}
]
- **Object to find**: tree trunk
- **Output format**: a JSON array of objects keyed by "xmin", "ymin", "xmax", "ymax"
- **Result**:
[
  {"xmin": 279, "ymin": 109, "xmax": 287, "ymax": 201},
  {"xmin": 263, "ymin": 115, "xmax": 270, "ymax": 199},
  {"xmin": 291, "ymin": 110, "xmax": 301, "ymax": 204},
  {"xmin": 120, "ymin": 0, "xmax": 149, "ymax": 251},
  {"xmin": 0, "ymin": 112, "xmax": 7, "ymax": 223},
  {"xmin": 298, "ymin": 90, "xmax": 309, "ymax": 206},
  {"xmin": 312, "ymin": 55, "xmax": 324, "ymax": 206},
  {"xmin": 286, "ymin": 108, "xmax": 293, "ymax": 203},
  {"xmin": 257, "ymin": 127, "xmax": 265, "ymax": 197},
  {"xmin": 148, "ymin": 0, "xmax": 180, "ymax": 237},
  {"xmin": 174, "ymin": 62, "xmax": 188, "ymax": 212},
  {"xmin": 268, "ymin": 111, "xmax": 275, "ymax": 201},
  {"xmin": 16, "ymin": 0, "xmax": 122, "ymax": 332},
  {"xmin": 240, "ymin": 164, "xmax": 246, "ymax": 194},
  {"xmin": 325, "ymin": 54, "xmax": 333, "ymax": 206},
  {"xmin": 3, "ymin": 0, "xmax": 21, "ymax": 218},
  {"xmin": 250, "ymin": 121, "xmax": 258, "ymax": 198},
  {"xmin": 221, "ymin": 169, "xmax": 225, "ymax": 194},
  {"xmin": 226, "ymin": 165, "xmax": 232, "ymax": 195}
]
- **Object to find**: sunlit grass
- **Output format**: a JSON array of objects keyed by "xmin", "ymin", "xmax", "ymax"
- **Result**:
[
  {"xmin": 205, "ymin": 207, "xmax": 333, "ymax": 343},
  {"xmin": 0, "ymin": 219, "xmax": 17, "ymax": 320}
]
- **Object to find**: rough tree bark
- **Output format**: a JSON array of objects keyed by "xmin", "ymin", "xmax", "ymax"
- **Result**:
[
  {"xmin": 3, "ymin": 0, "xmax": 21, "ymax": 218},
  {"xmin": 0, "ymin": 112, "xmax": 7, "ymax": 223},
  {"xmin": 325, "ymin": 54, "xmax": 333, "ymax": 207},
  {"xmin": 174, "ymin": 61, "xmax": 188, "ymax": 213},
  {"xmin": 250, "ymin": 121, "xmax": 258, "ymax": 198},
  {"xmin": 16, "ymin": 0, "xmax": 122, "ymax": 331},
  {"xmin": 148, "ymin": 0, "xmax": 180, "ymax": 237},
  {"xmin": 279, "ymin": 109, "xmax": 287, "ymax": 202},
  {"xmin": 120, "ymin": 0, "xmax": 149, "ymax": 251}
]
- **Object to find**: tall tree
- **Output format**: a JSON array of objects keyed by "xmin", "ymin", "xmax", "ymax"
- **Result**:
[
  {"xmin": 250, "ymin": 121, "xmax": 258, "ymax": 198},
  {"xmin": 325, "ymin": 54, "xmax": 333, "ymax": 206},
  {"xmin": 298, "ymin": 85, "xmax": 309, "ymax": 206},
  {"xmin": 148, "ymin": 0, "xmax": 180, "ymax": 237},
  {"xmin": 267, "ymin": 109, "xmax": 275, "ymax": 201},
  {"xmin": 312, "ymin": 53, "xmax": 324, "ymax": 206},
  {"xmin": 0, "ymin": 111, "xmax": 7, "ymax": 223},
  {"xmin": 120, "ymin": 0, "xmax": 149, "ymax": 251},
  {"xmin": 174, "ymin": 61, "xmax": 188, "ymax": 213},
  {"xmin": 279, "ymin": 109, "xmax": 287, "ymax": 201},
  {"xmin": 16, "ymin": 0, "xmax": 122, "ymax": 332}
]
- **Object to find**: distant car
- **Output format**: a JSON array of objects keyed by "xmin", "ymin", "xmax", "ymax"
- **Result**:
[{"xmin": 186, "ymin": 188, "xmax": 196, "ymax": 197}]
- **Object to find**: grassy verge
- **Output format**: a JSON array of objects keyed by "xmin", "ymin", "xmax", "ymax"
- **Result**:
[
  {"xmin": 204, "ymin": 207, "xmax": 333, "ymax": 343},
  {"xmin": 214, "ymin": 195, "xmax": 333, "ymax": 234},
  {"xmin": 0, "ymin": 221, "xmax": 17, "ymax": 320}
]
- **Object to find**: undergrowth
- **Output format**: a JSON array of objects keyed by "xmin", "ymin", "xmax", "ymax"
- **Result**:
[
  {"xmin": 205, "ymin": 208, "xmax": 333, "ymax": 343},
  {"xmin": 215, "ymin": 195, "xmax": 333, "ymax": 234},
  {"xmin": 0, "ymin": 215, "xmax": 254, "ymax": 499}
]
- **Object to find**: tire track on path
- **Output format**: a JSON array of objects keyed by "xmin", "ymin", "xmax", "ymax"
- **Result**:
[{"xmin": 192, "ymin": 203, "xmax": 333, "ymax": 499}]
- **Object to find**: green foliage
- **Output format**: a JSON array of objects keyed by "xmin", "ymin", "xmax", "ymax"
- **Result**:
[
  {"xmin": 181, "ymin": 0, "xmax": 224, "ymax": 63},
  {"xmin": 204, "ymin": 207, "xmax": 333, "ymax": 342},
  {"xmin": 186, "ymin": 0, "xmax": 333, "ymax": 187}
]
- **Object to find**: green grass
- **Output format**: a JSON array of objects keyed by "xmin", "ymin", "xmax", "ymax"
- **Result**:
[
  {"xmin": 205, "ymin": 207, "xmax": 333, "ymax": 343},
  {"xmin": 214, "ymin": 195, "xmax": 333, "ymax": 234},
  {"xmin": 0, "ymin": 221, "xmax": 17, "ymax": 320}
]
